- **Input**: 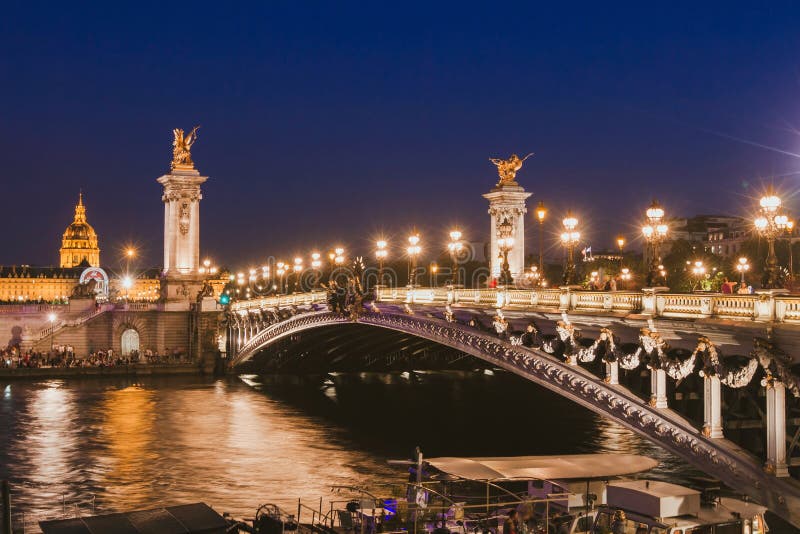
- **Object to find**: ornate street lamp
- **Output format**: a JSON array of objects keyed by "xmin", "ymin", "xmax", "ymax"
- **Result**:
[
  {"xmin": 48, "ymin": 312, "xmax": 57, "ymax": 350},
  {"xmin": 407, "ymin": 233, "xmax": 421, "ymax": 288},
  {"xmin": 620, "ymin": 267, "xmax": 631, "ymax": 290},
  {"xmin": 616, "ymin": 236, "xmax": 625, "ymax": 254},
  {"xmin": 375, "ymin": 240, "xmax": 388, "ymax": 287},
  {"xmin": 560, "ymin": 211, "xmax": 580, "ymax": 285},
  {"xmin": 642, "ymin": 200, "xmax": 668, "ymax": 287},
  {"xmin": 497, "ymin": 217, "xmax": 515, "ymax": 286},
  {"xmin": 736, "ymin": 257, "xmax": 750, "ymax": 287},
  {"xmin": 310, "ymin": 252, "xmax": 321, "ymax": 288},
  {"xmin": 691, "ymin": 260, "xmax": 706, "ymax": 291},
  {"xmin": 276, "ymin": 262, "xmax": 287, "ymax": 294},
  {"xmin": 431, "ymin": 263, "xmax": 439, "ymax": 287},
  {"xmin": 334, "ymin": 247, "xmax": 345, "ymax": 266},
  {"xmin": 536, "ymin": 201, "xmax": 546, "ymax": 274},
  {"xmin": 447, "ymin": 230, "xmax": 463, "ymax": 286},
  {"xmin": 755, "ymin": 188, "xmax": 790, "ymax": 289}
]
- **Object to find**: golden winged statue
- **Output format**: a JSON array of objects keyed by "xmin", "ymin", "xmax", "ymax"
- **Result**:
[
  {"xmin": 489, "ymin": 152, "xmax": 533, "ymax": 186},
  {"xmin": 171, "ymin": 126, "xmax": 200, "ymax": 170}
]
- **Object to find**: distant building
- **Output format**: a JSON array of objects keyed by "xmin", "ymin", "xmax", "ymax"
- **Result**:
[
  {"xmin": 0, "ymin": 193, "xmax": 161, "ymax": 303},
  {"xmin": 59, "ymin": 193, "xmax": 100, "ymax": 268}
]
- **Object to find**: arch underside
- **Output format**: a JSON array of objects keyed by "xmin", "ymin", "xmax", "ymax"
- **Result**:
[{"xmin": 233, "ymin": 310, "xmax": 800, "ymax": 527}]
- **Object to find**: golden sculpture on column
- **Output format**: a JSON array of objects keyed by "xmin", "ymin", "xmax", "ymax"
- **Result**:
[
  {"xmin": 171, "ymin": 126, "xmax": 201, "ymax": 170},
  {"xmin": 489, "ymin": 152, "xmax": 533, "ymax": 186}
]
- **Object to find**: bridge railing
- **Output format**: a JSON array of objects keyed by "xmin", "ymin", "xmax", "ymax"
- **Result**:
[
  {"xmin": 230, "ymin": 290, "xmax": 327, "ymax": 312},
  {"xmin": 228, "ymin": 286, "xmax": 800, "ymax": 323},
  {"xmin": 370, "ymin": 285, "xmax": 800, "ymax": 323}
]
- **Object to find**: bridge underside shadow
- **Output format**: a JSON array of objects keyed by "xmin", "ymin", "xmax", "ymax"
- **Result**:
[{"xmin": 237, "ymin": 324, "xmax": 491, "ymax": 374}]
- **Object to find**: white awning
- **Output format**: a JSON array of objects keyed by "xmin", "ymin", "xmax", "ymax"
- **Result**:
[{"xmin": 425, "ymin": 454, "xmax": 659, "ymax": 481}]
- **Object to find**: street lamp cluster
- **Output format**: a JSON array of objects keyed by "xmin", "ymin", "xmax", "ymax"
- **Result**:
[
  {"xmin": 560, "ymin": 211, "xmax": 580, "ymax": 285},
  {"xmin": 406, "ymin": 233, "xmax": 421, "ymax": 288},
  {"xmin": 755, "ymin": 188, "xmax": 793, "ymax": 289},
  {"xmin": 642, "ymin": 200, "xmax": 669, "ymax": 287},
  {"xmin": 225, "ymin": 186, "xmax": 798, "ymax": 300}
]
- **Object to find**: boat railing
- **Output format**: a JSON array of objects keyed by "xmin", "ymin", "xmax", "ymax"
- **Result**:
[
  {"xmin": 14, "ymin": 493, "xmax": 96, "ymax": 533},
  {"xmin": 295, "ymin": 487, "xmax": 576, "ymax": 534}
]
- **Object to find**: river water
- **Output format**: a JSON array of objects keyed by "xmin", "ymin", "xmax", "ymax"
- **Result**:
[{"xmin": 0, "ymin": 372, "xmax": 704, "ymax": 528}]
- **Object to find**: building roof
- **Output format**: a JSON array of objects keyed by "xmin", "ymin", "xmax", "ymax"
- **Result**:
[
  {"xmin": 425, "ymin": 454, "xmax": 659, "ymax": 481},
  {"xmin": 39, "ymin": 502, "xmax": 229, "ymax": 534}
]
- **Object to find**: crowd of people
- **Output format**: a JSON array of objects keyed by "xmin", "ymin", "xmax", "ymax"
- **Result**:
[{"xmin": 0, "ymin": 345, "xmax": 188, "ymax": 369}]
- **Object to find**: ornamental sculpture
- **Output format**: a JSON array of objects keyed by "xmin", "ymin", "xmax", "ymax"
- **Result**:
[
  {"xmin": 489, "ymin": 152, "xmax": 533, "ymax": 186},
  {"xmin": 171, "ymin": 126, "xmax": 200, "ymax": 170}
]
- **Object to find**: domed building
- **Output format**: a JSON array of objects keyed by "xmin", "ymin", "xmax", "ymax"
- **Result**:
[{"xmin": 59, "ymin": 192, "xmax": 100, "ymax": 268}]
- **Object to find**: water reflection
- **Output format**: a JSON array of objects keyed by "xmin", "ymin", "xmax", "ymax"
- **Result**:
[{"xmin": 0, "ymin": 372, "xmax": 699, "ymax": 527}]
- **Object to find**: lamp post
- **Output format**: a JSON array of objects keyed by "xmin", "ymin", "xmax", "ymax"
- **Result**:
[
  {"xmin": 310, "ymin": 252, "xmax": 321, "ymax": 288},
  {"xmin": 536, "ymin": 201, "xmax": 546, "ymax": 274},
  {"xmin": 736, "ymin": 257, "xmax": 750, "ymax": 287},
  {"xmin": 755, "ymin": 188, "xmax": 789, "ymax": 289},
  {"xmin": 560, "ymin": 211, "xmax": 580, "ymax": 285},
  {"xmin": 691, "ymin": 260, "xmax": 706, "ymax": 291},
  {"xmin": 276, "ymin": 262, "xmax": 286, "ymax": 294},
  {"xmin": 334, "ymin": 247, "xmax": 345, "ymax": 266},
  {"xmin": 407, "ymin": 233, "xmax": 421, "ymax": 288},
  {"xmin": 125, "ymin": 247, "xmax": 136, "ymax": 278},
  {"xmin": 431, "ymin": 263, "xmax": 439, "ymax": 287},
  {"xmin": 292, "ymin": 257, "xmax": 303, "ymax": 293},
  {"xmin": 642, "ymin": 200, "xmax": 668, "ymax": 287},
  {"xmin": 447, "ymin": 230, "xmax": 463, "ymax": 286},
  {"xmin": 48, "ymin": 312, "xmax": 57, "ymax": 351},
  {"xmin": 497, "ymin": 217, "xmax": 515, "ymax": 286},
  {"xmin": 528, "ymin": 265, "xmax": 541, "ymax": 287},
  {"xmin": 788, "ymin": 220, "xmax": 795, "ymax": 284},
  {"xmin": 375, "ymin": 240, "xmax": 388, "ymax": 287},
  {"xmin": 122, "ymin": 276, "xmax": 133, "ymax": 301},
  {"xmin": 620, "ymin": 267, "xmax": 631, "ymax": 290}
]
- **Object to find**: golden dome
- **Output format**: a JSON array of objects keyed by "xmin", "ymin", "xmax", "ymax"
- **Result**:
[{"xmin": 60, "ymin": 192, "xmax": 100, "ymax": 268}]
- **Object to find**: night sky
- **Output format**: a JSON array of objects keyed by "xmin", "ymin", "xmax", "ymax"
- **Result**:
[{"xmin": 3, "ymin": 3, "xmax": 800, "ymax": 270}]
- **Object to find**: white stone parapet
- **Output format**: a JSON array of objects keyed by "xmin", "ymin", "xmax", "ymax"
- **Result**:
[{"xmin": 372, "ymin": 285, "xmax": 800, "ymax": 323}]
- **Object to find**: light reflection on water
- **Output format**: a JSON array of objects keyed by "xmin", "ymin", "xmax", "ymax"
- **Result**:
[{"xmin": 0, "ymin": 373, "xmax": 700, "ymax": 526}]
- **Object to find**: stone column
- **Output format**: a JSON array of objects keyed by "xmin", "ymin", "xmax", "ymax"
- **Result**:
[
  {"xmin": 604, "ymin": 360, "xmax": 619, "ymax": 385},
  {"xmin": 483, "ymin": 185, "xmax": 531, "ymax": 282},
  {"xmin": 764, "ymin": 378, "xmax": 789, "ymax": 477},
  {"xmin": 649, "ymin": 369, "xmax": 668, "ymax": 408},
  {"xmin": 157, "ymin": 166, "xmax": 208, "ymax": 309},
  {"xmin": 702, "ymin": 375, "xmax": 724, "ymax": 439}
]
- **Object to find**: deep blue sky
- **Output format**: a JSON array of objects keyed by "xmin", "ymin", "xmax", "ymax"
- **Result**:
[{"xmin": 3, "ymin": 3, "xmax": 800, "ymax": 270}]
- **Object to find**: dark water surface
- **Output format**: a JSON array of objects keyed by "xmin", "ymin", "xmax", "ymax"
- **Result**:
[{"xmin": 0, "ymin": 372, "xmax": 702, "ymax": 527}]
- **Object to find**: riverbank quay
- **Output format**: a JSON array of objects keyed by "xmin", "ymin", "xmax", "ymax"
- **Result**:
[{"xmin": 0, "ymin": 363, "xmax": 211, "ymax": 381}]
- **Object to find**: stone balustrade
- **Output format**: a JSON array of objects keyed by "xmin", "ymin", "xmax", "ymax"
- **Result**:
[
  {"xmin": 229, "ymin": 286, "xmax": 800, "ymax": 325},
  {"xmin": 368, "ymin": 285, "xmax": 800, "ymax": 323}
]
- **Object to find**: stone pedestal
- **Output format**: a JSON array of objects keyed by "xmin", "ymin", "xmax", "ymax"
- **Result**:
[
  {"xmin": 702, "ymin": 375, "xmax": 724, "ymax": 439},
  {"xmin": 755, "ymin": 289, "xmax": 789, "ymax": 322},
  {"xmin": 649, "ymin": 368, "xmax": 668, "ymax": 408},
  {"xmin": 160, "ymin": 276, "xmax": 206, "ymax": 311},
  {"xmin": 483, "ymin": 185, "xmax": 531, "ymax": 282},
  {"xmin": 641, "ymin": 287, "xmax": 669, "ymax": 316},
  {"xmin": 158, "ymin": 167, "xmax": 208, "ymax": 277}
]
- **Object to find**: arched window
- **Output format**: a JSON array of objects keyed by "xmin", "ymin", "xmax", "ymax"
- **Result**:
[{"xmin": 121, "ymin": 329, "xmax": 140, "ymax": 356}]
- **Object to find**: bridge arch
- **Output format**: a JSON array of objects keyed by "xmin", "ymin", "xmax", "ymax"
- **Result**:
[{"xmin": 230, "ymin": 308, "xmax": 800, "ymax": 525}]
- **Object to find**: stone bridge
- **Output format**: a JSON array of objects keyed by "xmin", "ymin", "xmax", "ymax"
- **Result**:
[{"xmin": 226, "ymin": 286, "xmax": 800, "ymax": 527}]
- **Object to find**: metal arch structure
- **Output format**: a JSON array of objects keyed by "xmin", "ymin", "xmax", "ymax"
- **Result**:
[{"xmin": 229, "ymin": 307, "xmax": 800, "ymax": 527}]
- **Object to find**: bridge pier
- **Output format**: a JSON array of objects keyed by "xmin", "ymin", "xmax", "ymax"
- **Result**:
[
  {"xmin": 764, "ymin": 379, "xmax": 790, "ymax": 477},
  {"xmin": 649, "ymin": 368, "xmax": 668, "ymax": 408},
  {"xmin": 702, "ymin": 375, "xmax": 724, "ymax": 439},
  {"xmin": 604, "ymin": 360, "xmax": 619, "ymax": 385}
]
